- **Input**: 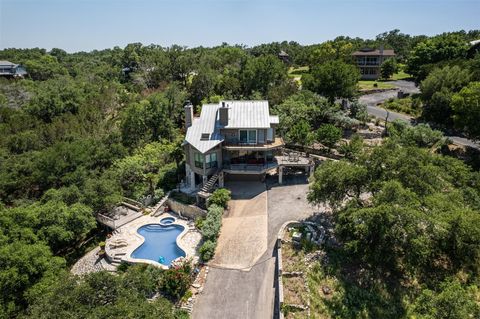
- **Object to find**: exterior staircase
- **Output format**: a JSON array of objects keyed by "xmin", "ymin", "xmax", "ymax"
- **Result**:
[{"xmin": 200, "ymin": 172, "xmax": 220, "ymax": 193}]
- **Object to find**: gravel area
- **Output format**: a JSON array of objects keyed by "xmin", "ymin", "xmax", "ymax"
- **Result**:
[{"xmin": 70, "ymin": 247, "xmax": 104, "ymax": 276}]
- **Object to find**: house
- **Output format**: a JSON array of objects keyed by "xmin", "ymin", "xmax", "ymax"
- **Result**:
[
  {"xmin": 0, "ymin": 61, "xmax": 27, "ymax": 78},
  {"xmin": 468, "ymin": 39, "xmax": 480, "ymax": 58},
  {"xmin": 182, "ymin": 100, "xmax": 314, "ymax": 204},
  {"xmin": 278, "ymin": 50, "xmax": 290, "ymax": 63},
  {"xmin": 351, "ymin": 48, "xmax": 395, "ymax": 80}
]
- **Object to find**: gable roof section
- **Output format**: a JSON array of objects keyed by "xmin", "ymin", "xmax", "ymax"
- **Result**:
[
  {"xmin": 185, "ymin": 103, "xmax": 223, "ymax": 153},
  {"xmin": 223, "ymin": 100, "xmax": 272, "ymax": 129},
  {"xmin": 184, "ymin": 100, "xmax": 276, "ymax": 154}
]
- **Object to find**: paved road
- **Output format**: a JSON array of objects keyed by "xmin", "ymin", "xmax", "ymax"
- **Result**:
[
  {"xmin": 359, "ymin": 80, "xmax": 480, "ymax": 150},
  {"xmin": 192, "ymin": 176, "xmax": 318, "ymax": 319}
]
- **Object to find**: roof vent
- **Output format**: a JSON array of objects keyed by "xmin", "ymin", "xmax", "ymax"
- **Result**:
[{"xmin": 201, "ymin": 133, "xmax": 210, "ymax": 140}]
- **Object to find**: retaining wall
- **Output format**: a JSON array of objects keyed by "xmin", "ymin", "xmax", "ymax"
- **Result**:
[{"xmin": 166, "ymin": 198, "xmax": 207, "ymax": 220}]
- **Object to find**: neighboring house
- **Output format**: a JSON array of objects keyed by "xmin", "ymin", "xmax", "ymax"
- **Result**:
[
  {"xmin": 278, "ymin": 50, "xmax": 290, "ymax": 63},
  {"xmin": 352, "ymin": 48, "xmax": 395, "ymax": 80},
  {"xmin": 0, "ymin": 61, "xmax": 27, "ymax": 78},
  {"xmin": 468, "ymin": 39, "xmax": 480, "ymax": 58},
  {"xmin": 182, "ymin": 100, "xmax": 285, "ymax": 203}
]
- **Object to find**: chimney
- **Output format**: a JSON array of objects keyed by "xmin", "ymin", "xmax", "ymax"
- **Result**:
[
  {"xmin": 184, "ymin": 101, "xmax": 193, "ymax": 130},
  {"xmin": 379, "ymin": 44, "xmax": 384, "ymax": 55},
  {"xmin": 219, "ymin": 101, "xmax": 229, "ymax": 126}
]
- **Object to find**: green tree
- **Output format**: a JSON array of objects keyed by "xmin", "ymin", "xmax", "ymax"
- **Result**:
[
  {"xmin": 287, "ymin": 120, "xmax": 314, "ymax": 146},
  {"xmin": 316, "ymin": 124, "xmax": 342, "ymax": 149},
  {"xmin": 420, "ymin": 65, "xmax": 471, "ymax": 126},
  {"xmin": 451, "ymin": 82, "xmax": 480, "ymax": 140},
  {"xmin": 308, "ymin": 160, "xmax": 368, "ymax": 208},
  {"xmin": 406, "ymin": 33, "xmax": 469, "ymax": 81},
  {"xmin": 380, "ymin": 58, "xmax": 398, "ymax": 79},
  {"xmin": 303, "ymin": 60, "xmax": 359, "ymax": 102}
]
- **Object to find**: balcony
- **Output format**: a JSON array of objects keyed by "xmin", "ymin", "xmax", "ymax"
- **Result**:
[
  {"xmin": 223, "ymin": 137, "xmax": 285, "ymax": 151},
  {"xmin": 222, "ymin": 161, "xmax": 278, "ymax": 174}
]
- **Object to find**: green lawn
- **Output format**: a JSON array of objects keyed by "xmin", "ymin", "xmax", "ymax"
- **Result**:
[
  {"xmin": 358, "ymin": 80, "xmax": 395, "ymax": 90},
  {"xmin": 391, "ymin": 70, "xmax": 412, "ymax": 81}
]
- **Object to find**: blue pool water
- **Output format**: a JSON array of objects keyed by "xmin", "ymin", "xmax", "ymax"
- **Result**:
[
  {"xmin": 160, "ymin": 217, "xmax": 175, "ymax": 226},
  {"xmin": 131, "ymin": 223, "xmax": 185, "ymax": 266}
]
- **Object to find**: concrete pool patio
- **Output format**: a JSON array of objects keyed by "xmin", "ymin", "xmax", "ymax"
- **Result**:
[{"xmin": 105, "ymin": 212, "xmax": 202, "ymax": 268}]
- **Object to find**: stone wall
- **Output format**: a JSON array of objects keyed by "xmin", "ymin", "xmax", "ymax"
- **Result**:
[{"xmin": 166, "ymin": 198, "xmax": 207, "ymax": 220}]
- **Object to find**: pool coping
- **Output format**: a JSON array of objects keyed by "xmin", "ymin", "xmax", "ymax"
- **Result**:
[{"xmin": 106, "ymin": 212, "xmax": 197, "ymax": 270}]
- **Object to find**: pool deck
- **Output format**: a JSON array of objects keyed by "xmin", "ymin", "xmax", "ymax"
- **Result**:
[{"xmin": 105, "ymin": 212, "xmax": 201, "ymax": 269}]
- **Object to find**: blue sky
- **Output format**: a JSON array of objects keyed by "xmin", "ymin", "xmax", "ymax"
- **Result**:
[{"xmin": 1, "ymin": 0, "xmax": 479, "ymax": 52}]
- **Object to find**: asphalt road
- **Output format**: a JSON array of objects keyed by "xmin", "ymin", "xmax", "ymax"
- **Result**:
[{"xmin": 359, "ymin": 80, "xmax": 480, "ymax": 150}]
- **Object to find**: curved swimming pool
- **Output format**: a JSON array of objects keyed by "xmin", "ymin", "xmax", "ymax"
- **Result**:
[{"xmin": 131, "ymin": 223, "xmax": 186, "ymax": 266}]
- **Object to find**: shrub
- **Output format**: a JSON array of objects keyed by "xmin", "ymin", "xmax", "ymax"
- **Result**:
[
  {"xmin": 207, "ymin": 188, "xmax": 231, "ymax": 208},
  {"xmin": 201, "ymin": 204, "xmax": 223, "ymax": 241},
  {"xmin": 158, "ymin": 263, "xmax": 192, "ymax": 300},
  {"xmin": 194, "ymin": 217, "xmax": 205, "ymax": 230},
  {"xmin": 381, "ymin": 96, "xmax": 422, "ymax": 117},
  {"xmin": 199, "ymin": 240, "xmax": 216, "ymax": 261}
]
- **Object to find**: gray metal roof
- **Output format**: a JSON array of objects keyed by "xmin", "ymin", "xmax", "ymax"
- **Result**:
[
  {"xmin": 0, "ymin": 61, "xmax": 17, "ymax": 67},
  {"xmin": 223, "ymin": 100, "xmax": 272, "ymax": 129},
  {"xmin": 185, "ymin": 100, "xmax": 277, "ymax": 154}
]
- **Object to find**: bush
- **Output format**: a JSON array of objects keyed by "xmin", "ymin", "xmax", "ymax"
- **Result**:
[
  {"xmin": 194, "ymin": 217, "xmax": 205, "ymax": 230},
  {"xmin": 207, "ymin": 188, "xmax": 231, "ymax": 208},
  {"xmin": 158, "ymin": 263, "xmax": 192, "ymax": 300},
  {"xmin": 199, "ymin": 240, "xmax": 216, "ymax": 261},
  {"xmin": 201, "ymin": 204, "xmax": 223, "ymax": 241},
  {"xmin": 381, "ymin": 96, "xmax": 422, "ymax": 116}
]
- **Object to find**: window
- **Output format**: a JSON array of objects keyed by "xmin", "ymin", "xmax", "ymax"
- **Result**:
[
  {"xmin": 205, "ymin": 153, "xmax": 217, "ymax": 169},
  {"xmin": 194, "ymin": 153, "xmax": 203, "ymax": 169},
  {"xmin": 366, "ymin": 57, "xmax": 378, "ymax": 65},
  {"xmin": 239, "ymin": 130, "xmax": 257, "ymax": 144}
]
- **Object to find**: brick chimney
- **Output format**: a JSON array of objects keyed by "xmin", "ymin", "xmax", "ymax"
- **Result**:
[
  {"xmin": 184, "ymin": 101, "xmax": 193, "ymax": 130},
  {"xmin": 219, "ymin": 101, "xmax": 229, "ymax": 126}
]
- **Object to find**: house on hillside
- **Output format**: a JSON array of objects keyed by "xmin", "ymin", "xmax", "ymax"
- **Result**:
[
  {"xmin": 352, "ymin": 48, "xmax": 395, "ymax": 80},
  {"xmin": 182, "ymin": 100, "xmax": 314, "ymax": 205},
  {"xmin": 278, "ymin": 50, "xmax": 290, "ymax": 63},
  {"xmin": 0, "ymin": 61, "xmax": 27, "ymax": 78},
  {"xmin": 468, "ymin": 39, "xmax": 480, "ymax": 58}
]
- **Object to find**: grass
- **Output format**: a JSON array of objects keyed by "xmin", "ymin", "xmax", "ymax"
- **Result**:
[
  {"xmin": 358, "ymin": 80, "xmax": 395, "ymax": 90},
  {"xmin": 391, "ymin": 69, "xmax": 412, "ymax": 81}
]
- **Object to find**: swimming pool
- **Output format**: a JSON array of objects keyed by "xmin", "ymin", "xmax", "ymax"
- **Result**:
[{"xmin": 131, "ymin": 223, "xmax": 186, "ymax": 266}]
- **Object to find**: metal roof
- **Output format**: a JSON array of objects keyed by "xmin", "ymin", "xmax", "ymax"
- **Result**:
[
  {"xmin": 184, "ymin": 100, "xmax": 277, "ymax": 154},
  {"xmin": 0, "ymin": 61, "xmax": 18, "ymax": 67}
]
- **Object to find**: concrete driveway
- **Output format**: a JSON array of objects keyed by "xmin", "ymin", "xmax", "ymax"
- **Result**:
[
  {"xmin": 193, "ymin": 176, "xmax": 319, "ymax": 319},
  {"xmin": 209, "ymin": 182, "xmax": 268, "ymax": 270}
]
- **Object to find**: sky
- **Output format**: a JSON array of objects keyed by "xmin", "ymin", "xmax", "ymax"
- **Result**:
[{"xmin": 0, "ymin": 0, "xmax": 479, "ymax": 52}]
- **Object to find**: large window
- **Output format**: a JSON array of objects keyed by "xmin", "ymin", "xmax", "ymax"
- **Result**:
[
  {"xmin": 239, "ymin": 130, "xmax": 257, "ymax": 144},
  {"xmin": 205, "ymin": 153, "xmax": 217, "ymax": 169},
  {"xmin": 194, "ymin": 153, "xmax": 203, "ymax": 169}
]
